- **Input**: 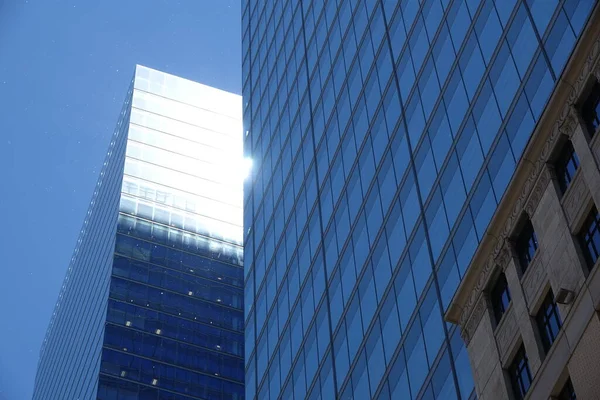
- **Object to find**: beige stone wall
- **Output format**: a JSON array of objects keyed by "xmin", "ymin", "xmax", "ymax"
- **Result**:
[{"xmin": 568, "ymin": 313, "xmax": 600, "ymax": 400}]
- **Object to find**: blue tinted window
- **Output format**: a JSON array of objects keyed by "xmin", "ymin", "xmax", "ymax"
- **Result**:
[
  {"xmin": 470, "ymin": 173, "xmax": 497, "ymax": 239},
  {"xmin": 419, "ymin": 57, "xmax": 441, "ymax": 120},
  {"xmin": 423, "ymin": 0, "xmax": 444, "ymax": 35},
  {"xmin": 399, "ymin": 172, "xmax": 420, "ymax": 235},
  {"xmin": 416, "ymin": 139, "xmax": 438, "ymax": 200},
  {"xmin": 564, "ymin": 0, "xmax": 596, "ymax": 35},
  {"xmin": 526, "ymin": 0, "xmax": 558, "ymax": 34},
  {"xmin": 394, "ymin": 256, "xmax": 417, "ymax": 330},
  {"xmin": 490, "ymin": 41, "xmax": 520, "ymax": 116},
  {"xmin": 438, "ymin": 246, "xmax": 461, "ymax": 309},
  {"xmin": 398, "ymin": 49, "xmax": 416, "ymax": 100},
  {"xmin": 475, "ymin": 0, "xmax": 502, "ymax": 63},
  {"xmin": 507, "ymin": 4, "xmax": 537, "ymax": 77},
  {"xmin": 429, "ymin": 104, "xmax": 454, "ymax": 164},
  {"xmin": 447, "ymin": 0, "xmax": 471, "ymax": 49},
  {"xmin": 388, "ymin": 349, "xmax": 411, "ymax": 398},
  {"xmin": 433, "ymin": 23, "xmax": 456, "ymax": 84},
  {"xmin": 406, "ymin": 321, "xmax": 429, "ymax": 395},
  {"xmin": 472, "ymin": 79, "xmax": 501, "ymax": 155},
  {"xmin": 545, "ymin": 10, "xmax": 576, "ymax": 75},
  {"xmin": 459, "ymin": 31, "xmax": 485, "ymax": 100},
  {"xmin": 410, "ymin": 17, "xmax": 429, "ymax": 72},
  {"xmin": 506, "ymin": 91, "xmax": 535, "ymax": 158},
  {"xmin": 488, "ymin": 132, "xmax": 516, "ymax": 199},
  {"xmin": 421, "ymin": 285, "xmax": 445, "ymax": 364},
  {"xmin": 426, "ymin": 187, "xmax": 450, "ymax": 262},
  {"xmin": 525, "ymin": 52, "xmax": 554, "ymax": 119},
  {"xmin": 453, "ymin": 211, "xmax": 478, "ymax": 275},
  {"xmin": 352, "ymin": 350, "xmax": 371, "ymax": 399},
  {"xmin": 440, "ymin": 152, "xmax": 466, "ymax": 228},
  {"xmin": 444, "ymin": 68, "xmax": 469, "ymax": 134},
  {"xmin": 451, "ymin": 330, "xmax": 475, "ymax": 397},
  {"xmin": 380, "ymin": 289, "xmax": 402, "ymax": 360},
  {"xmin": 386, "ymin": 199, "xmax": 407, "ymax": 267},
  {"xmin": 456, "ymin": 117, "xmax": 484, "ymax": 192}
]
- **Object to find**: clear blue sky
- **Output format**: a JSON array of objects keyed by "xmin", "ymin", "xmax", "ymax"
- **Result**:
[{"xmin": 0, "ymin": 1, "xmax": 241, "ymax": 398}]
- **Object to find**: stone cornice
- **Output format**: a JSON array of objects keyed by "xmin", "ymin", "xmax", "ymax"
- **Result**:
[{"xmin": 446, "ymin": 17, "xmax": 600, "ymax": 336}]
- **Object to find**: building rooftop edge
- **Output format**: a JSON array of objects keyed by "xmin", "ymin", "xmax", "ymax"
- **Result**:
[{"xmin": 134, "ymin": 64, "xmax": 241, "ymax": 99}]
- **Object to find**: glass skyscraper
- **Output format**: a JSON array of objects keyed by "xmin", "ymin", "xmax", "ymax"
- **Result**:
[
  {"xmin": 33, "ymin": 65, "xmax": 245, "ymax": 400},
  {"xmin": 241, "ymin": 1, "xmax": 596, "ymax": 399}
]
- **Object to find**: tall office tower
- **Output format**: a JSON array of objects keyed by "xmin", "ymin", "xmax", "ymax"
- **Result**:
[
  {"xmin": 242, "ymin": 1, "xmax": 597, "ymax": 399},
  {"xmin": 33, "ymin": 65, "xmax": 245, "ymax": 400}
]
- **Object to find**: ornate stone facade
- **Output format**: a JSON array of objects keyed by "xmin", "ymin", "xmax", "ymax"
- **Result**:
[{"xmin": 446, "ymin": 6, "xmax": 600, "ymax": 400}]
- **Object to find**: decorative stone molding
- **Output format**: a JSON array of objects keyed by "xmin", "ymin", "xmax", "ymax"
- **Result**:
[
  {"xmin": 562, "ymin": 170, "xmax": 591, "ymax": 230},
  {"xmin": 495, "ymin": 306, "xmax": 518, "ymax": 363},
  {"xmin": 521, "ymin": 255, "xmax": 546, "ymax": 308},
  {"xmin": 462, "ymin": 293, "xmax": 488, "ymax": 344},
  {"xmin": 496, "ymin": 241, "xmax": 513, "ymax": 272},
  {"xmin": 559, "ymin": 107, "xmax": 580, "ymax": 138},
  {"xmin": 525, "ymin": 166, "xmax": 553, "ymax": 217},
  {"xmin": 457, "ymin": 35, "xmax": 600, "ymax": 338}
]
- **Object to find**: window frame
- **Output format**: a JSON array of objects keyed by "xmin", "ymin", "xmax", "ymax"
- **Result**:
[
  {"xmin": 508, "ymin": 345, "xmax": 533, "ymax": 400},
  {"xmin": 555, "ymin": 140, "xmax": 580, "ymax": 194},
  {"xmin": 580, "ymin": 80, "xmax": 600, "ymax": 137},
  {"xmin": 491, "ymin": 272, "xmax": 511, "ymax": 325},
  {"xmin": 579, "ymin": 206, "xmax": 600, "ymax": 268},
  {"xmin": 515, "ymin": 220, "xmax": 538, "ymax": 274},
  {"xmin": 535, "ymin": 291, "xmax": 562, "ymax": 352},
  {"xmin": 558, "ymin": 377, "xmax": 576, "ymax": 400}
]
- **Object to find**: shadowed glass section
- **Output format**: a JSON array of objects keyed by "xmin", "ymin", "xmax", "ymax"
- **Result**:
[{"xmin": 241, "ymin": 0, "xmax": 595, "ymax": 399}]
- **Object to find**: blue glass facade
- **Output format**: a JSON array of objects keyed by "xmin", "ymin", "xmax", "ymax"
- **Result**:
[
  {"xmin": 241, "ymin": 1, "xmax": 596, "ymax": 399},
  {"xmin": 33, "ymin": 66, "xmax": 245, "ymax": 400}
]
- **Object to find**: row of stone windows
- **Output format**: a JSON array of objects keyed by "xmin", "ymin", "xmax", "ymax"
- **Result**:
[{"xmin": 483, "ymin": 78, "xmax": 600, "ymax": 400}]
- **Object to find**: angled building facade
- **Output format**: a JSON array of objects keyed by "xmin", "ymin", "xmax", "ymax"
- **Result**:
[
  {"xmin": 446, "ymin": 8, "xmax": 600, "ymax": 399},
  {"xmin": 241, "ymin": 1, "xmax": 597, "ymax": 399},
  {"xmin": 33, "ymin": 66, "xmax": 245, "ymax": 400}
]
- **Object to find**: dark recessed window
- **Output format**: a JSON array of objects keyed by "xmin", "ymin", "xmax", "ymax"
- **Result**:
[
  {"xmin": 536, "ymin": 291, "xmax": 562, "ymax": 352},
  {"xmin": 581, "ymin": 80, "xmax": 600, "ymax": 136},
  {"xmin": 509, "ymin": 345, "xmax": 533, "ymax": 400},
  {"xmin": 558, "ymin": 377, "xmax": 576, "ymax": 400},
  {"xmin": 516, "ymin": 220, "xmax": 538, "ymax": 273},
  {"xmin": 579, "ymin": 207, "xmax": 600, "ymax": 268},
  {"xmin": 555, "ymin": 141, "xmax": 580, "ymax": 194},
  {"xmin": 491, "ymin": 273, "xmax": 511, "ymax": 325}
]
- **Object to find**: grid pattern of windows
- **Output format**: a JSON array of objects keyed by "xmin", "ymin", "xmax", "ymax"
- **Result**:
[
  {"xmin": 241, "ymin": 0, "xmax": 595, "ymax": 399},
  {"xmin": 555, "ymin": 141, "xmax": 580, "ymax": 194},
  {"xmin": 508, "ymin": 345, "xmax": 532, "ymax": 400},
  {"xmin": 515, "ymin": 220, "xmax": 538, "ymax": 273},
  {"xmin": 579, "ymin": 206, "xmax": 600, "ymax": 267},
  {"xmin": 34, "ymin": 67, "xmax": 246, "ymax": 400},
  {"xmin": 32, "ymin": 88, "xmax": 132, "ymax": 400},
  {"xmin": 581, "ymin": 80, "xmax": 600, "ymax": 136},
  {"xmin": 535, "ymin": 291, "xmax": 562, "ymax": 352},
  {"xmin": 98, "ymin": 67, "xmax": 245, "ymax": 400},
  {"xmin": 491, "ymin": 273, "xmax": 511, "ymax": 325}
]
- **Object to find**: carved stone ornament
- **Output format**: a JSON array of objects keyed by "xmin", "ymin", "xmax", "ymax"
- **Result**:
[
  {"xmin": 522, "ymin": 255, "xmax": 545, "ymax": 307},
  {"xmin": 563, "ymin": 171, "xmax": 590, "ymax": 228},
  {"xmin": 457, "ymin": 36, "xmax": 600, "ymax": 340},
  {"xmin": 495, "ymin": 308, "xmax": 518, "ymax": 360},
  {"xmin": 461, "ymin": 293, "xmax": 488, "ymax": 344},
  {"xmin": 558, "ymin": 107, "xmax": 579, "ymax": 138},
  {"xmin": 524, "ymin": 166, "xmax": 553, "ymax": 217}
]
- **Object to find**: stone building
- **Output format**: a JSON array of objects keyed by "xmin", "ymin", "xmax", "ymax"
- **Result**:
[{"xmin": 445, "ymin": 4, "xmax": 600, "ymax": 400}]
